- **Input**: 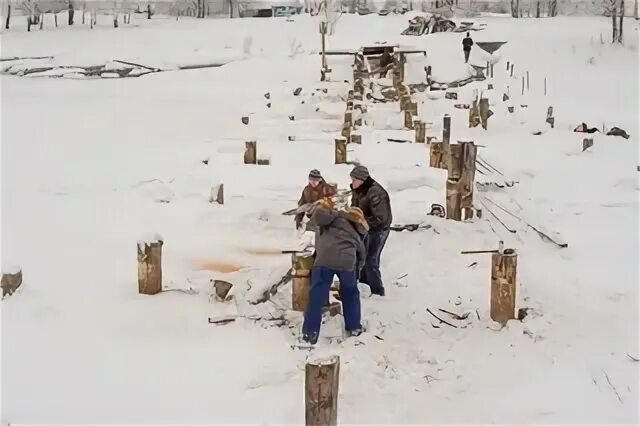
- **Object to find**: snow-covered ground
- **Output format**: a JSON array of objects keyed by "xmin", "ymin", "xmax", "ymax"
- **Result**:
[{"xmin": 1, "ymin": 13, "xmax": 639, "ymax": 424}]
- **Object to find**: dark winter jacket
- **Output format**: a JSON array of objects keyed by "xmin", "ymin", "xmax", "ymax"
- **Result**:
[
  {"xmin": 462, "ymin": 37, "xmax": 474, "ymax": 51},
  {"xmin": 309, "ymin": 207, "xmax": 367, "ymax": 272},
  {"xmin": 350, "ymin": 177, "xmax": 392, "ymax": 233},
  {"xmin": 295, "ymin": 181, "xmax": 337, "ymax": 223}
]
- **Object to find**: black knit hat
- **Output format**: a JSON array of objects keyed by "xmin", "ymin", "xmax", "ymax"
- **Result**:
[{"xmin": 308, "ymin": 169, "xmax": 322, "ymax": 179}]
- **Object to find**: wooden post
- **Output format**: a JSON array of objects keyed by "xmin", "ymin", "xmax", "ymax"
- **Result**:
[
  {"xmin": 244, "ymin": 141, "xmax": 257, "ymax": 164},
  {"xmin": 429, "ymin": 143, "xmax": 445, "ymax": 169},
  {"xmin": 400, "ymin": 95, "xmax": 411, "ymax": 111},
  {"xmin": 506, "ymin": 60, "xmax": 510, "ymax": 70},
  {"xmin": 137, "ymin": 238, "xmax": 163, "ymax": 295},
  {"xmin": 341, "ymin": 123, "xmax": 351, "ymax": 139},
  {"xmin": 469, "ymin": 99, "xmax": 480, "ymax": 127},
  {"xmin": 335, "ymin": 138, "xmax": 347, "ymax": 164},
  {"xmin": 404, "ymin": 110, "xmax": 414, "ymax": 129},
  {"xmin": 68, "ymin": 2, "xmax": 74, "ymax": 25},
  {"xmin": 305, "ymin": 355, "xmax": 340, "ymax": 426},
  {"xmin": 210, "ymin": 184, "xmax": 224, "ymax": 204},
  {"xmin": 479, "ymin": 98, "xmax": 490, "ymax": 130},
  {"xmin": 5, "ymin": 4, "xmax": 10, "ymax": 29},
  {"xmin": 458, "ymin": 142, "xmax": 477, "ymax": 212},
  {"xmin": 490, "ymin": 64, "xmax": 494, "ymax": 78},
  {"xmin": 344, "ymin": 109, "xmax": 353, "ymax": 126},
  {"xmin": 414, "ymin": 120, "xmax": 426, "ymax": 143},
  {"xmin": 441, "ymin": 114, "xmax": 451, "ymax": 167},
  {"xmin": 147, "ymin": 3, "xmax": 152, "ymax": 19},
  {"xmin": 526, "ymin": 71, "xmax": 530, "ymax": 90},
  {"xmin": 82, "ymin": 3, "xmax": 85, "ymax": 23},
  {"xmin": 292, "ymin": 253, "xmax": 314, "ymax": 311},
  {"xmin": 490, "ymin": 250, "xmax": 518, "ymax": 324},
  {"xmin": 582, "ymin": 138, "xmax": 594, "ymax": 152},
  {"xmin": 350, "ymin": 133, "xmax": 362, "ymax": 144},
  {"xmin": 446, "ymin": 178, "xmax": 462, "ymax": 221},
  {"xmin": 1, "ymin": 269, "xmax": 23, "ymax": 298},
  {"xmin": 510, "ymin": 63, "xmax": 514, "ymax": 77}
]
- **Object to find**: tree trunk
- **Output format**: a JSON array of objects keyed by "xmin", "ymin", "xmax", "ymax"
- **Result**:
[
  {"xmin": 147, "ymin": 3, "xmax": 151, "ymax": 19},
  {"xmin": 335, "ymin": 138, "xmax": 347, "ymax": 164},
  {"xmin": 137, "ymin": 240, "xmax": 163, "ymax": 295},
  {"xmin": 5, "ymin": 4, "xmax": 10, "ymax": 29},
  {"xmin": 490, "ymin": 251, "xmax": 518, "ymax": 324},
  {"xmin": 244, "ymin": 141, "xmax": 257, "ymax": 164},
  {"xmin": 619, "ymin": 0, "xmax": 624, "ymax": 43},
  {"xmin": 68, "ymin": 3, "xmax": 74, "ymax": 25},
  {"xmin": 305, "ymin": 356, "xmax": 340, "ymax": 426},
  {"xmin": 612, "ymin": 2, "xmax": 618, "ymax": 43},
  {"xmin": 536, "ymin": 0, "xmax": 540, "ymax": 17}
]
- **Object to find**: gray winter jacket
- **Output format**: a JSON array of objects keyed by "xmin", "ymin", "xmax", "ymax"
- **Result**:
[{"xmin": 309, "ymin": 207, "xmax": 368, "ymax": 272}]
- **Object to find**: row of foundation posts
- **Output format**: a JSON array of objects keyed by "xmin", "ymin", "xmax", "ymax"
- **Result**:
[
  {"xmin": 336, "ymin": 56, "xmax": 370, "ymax": 164},
  {"xmin": 429, "ymin": 115, "xmax": 479, "ymax": 221}
]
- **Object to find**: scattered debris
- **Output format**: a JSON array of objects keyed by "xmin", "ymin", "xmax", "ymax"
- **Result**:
[
  {"xmin": 606, "ymin": 126, "xmax": 630, "ymax": 139},
  {"xmin": 445, "ymin": 92, "xmax": 458, "ymax": 100},
  {"xmin": 241, "ymin": 116, "xmax": 249, "ymax": 125},
  {"xmin": 264, "ymin": 92, "xmax": 270, "ymax": 99},
  {"xmin": 208, "ymin": 315, "xmax": 236, "ymax": 325},
  {"xmin": 293, "ymin": 87, "xmax": 302, "ymax": 96},
  {"xmin": 438, "ymin": 308, "xmax": 470, "ymax": 321},
  {"xmin": 574, "ymin": 123, "xmax": 600, "ymax": 134},
  {"xmin": 401, "ymin": 14, "xmax": 456, "ymax": 36},
  {"xmin": 601, "ymin": 369, "xmax": 623, "ymax": 404},
  {"xmin": 626, "ymin": 353, "xmax": 639, "ymax": 362},
  {"xmin": 426, "ymin": 308, "xmax": 458, "ymax": 328},
  {"xmin": 390, "ymin": 224, "xmax": 433, "ymax": 232}
]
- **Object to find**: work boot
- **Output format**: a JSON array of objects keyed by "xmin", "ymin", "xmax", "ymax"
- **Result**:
[
  {"xmin": 346, "ymin": 328, "xmax": 364, "ymax": 338},
  {"xmin": 301, "ymin": 332, "xmax": 318, "ymax": 345},
  {"xmin": 370, "ymin": 287, "xmax": 385, "ymax": 297}
]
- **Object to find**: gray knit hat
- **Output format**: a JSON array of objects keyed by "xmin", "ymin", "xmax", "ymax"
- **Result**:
[
  {"xmin": 308, "ymin": 169, "xmax": 322, "ymax": 179},
  {"xmin": 349, "ymin": 165, "xmax": 370, "ymax": 181}
]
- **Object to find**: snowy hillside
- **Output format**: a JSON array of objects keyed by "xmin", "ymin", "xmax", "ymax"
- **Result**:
[{"xmin": 1, "ymin": 13, "xmax": 638, "ymax": 424}]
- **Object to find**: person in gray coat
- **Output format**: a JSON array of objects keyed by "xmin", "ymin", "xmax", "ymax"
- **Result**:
[
  {"xmin": 301, "ymin": 202, "xmax": 369, "ymax": 345},
  {"xmin": 350, "ymin": 165, "xmax": 392, "ymax": 296}
]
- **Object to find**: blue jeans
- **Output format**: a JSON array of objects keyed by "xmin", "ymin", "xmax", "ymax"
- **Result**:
[
  {"xmin": 359, "ymin": 229, "xmax": 390, "ymax": 293},
  {"xmin": 302, "ymin": 266, "xmax": 362, "ymax": 339}
]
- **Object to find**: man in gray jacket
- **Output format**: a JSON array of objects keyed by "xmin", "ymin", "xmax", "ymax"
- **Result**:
[
  {"xmin": 301, "ymin": 201, "xmax": 369, "ymax": 345},
  {"xmin": 350, "ymin": 165, "xmax": 392, "ymax": 296}
]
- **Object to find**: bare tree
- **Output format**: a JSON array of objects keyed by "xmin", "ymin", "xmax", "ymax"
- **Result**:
[
  {"xmin": 618, "ymin": 0, "xmax": 624, "ymax": 41},
  {"xmin": 511, "ymin": 0, "xmax": 520, "ymax": 17}
]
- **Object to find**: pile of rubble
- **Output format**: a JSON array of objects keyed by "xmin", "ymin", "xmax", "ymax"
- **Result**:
[{"xmin": 401, "ymin": 14, "xmax": 487, "ymax": 36}]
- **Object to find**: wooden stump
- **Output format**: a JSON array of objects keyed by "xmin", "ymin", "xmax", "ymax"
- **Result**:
[
  {"xmin": 335, "ymin": 138, "xmax": 347, "ymax": 164},
  {"xmin": 404, "ymin": 110, "xmax": 414, "ymax": 129},
  {"xmin": 305, "ymin": 355, "xmax": 340, "ymax": 426},
  {"xmin": 400, "ymin": 95, "xmax": 411, "ymax": 111},
  {"xmin": 341, "ymin": 123, "xmax": 351, "ymax": 139},
  {"xmin": 490, "ymin": 251, "xmax": 518, "ymax": 324},
  {"xmin": 414, "ymin": 120, "xmax": 426, "ymax": 143},
  {"xmin": 210, "ymin": 184, "xmax": 224, "ymax": 204},
  {"xmin": 458, "ymin": 142, "xmax": 477, "ymax": 210},
  {"xmin": 583, "ymin": 138, "xmax": 594, "ymax": 152},
  {"xmin": 1, "ymin": 269, "xmax": 23, "ymax": 298},
  {"xmin": 446, "ymin": 178, "xmax": 462, "ymax": 221},
  {"xmin": 429, "ymin": 142, "xmax": 447, "ymax": 169},
  {"xmin": 479, "ymin": 98, "xmax": 490, "ymax": 130},
  {"xmin": 292, "ymin": 253, "xmax": 314, "ymax": 311},
  {"xmin": 350, "ymin": 134, "xmax": 362, "ymax": 144},
  {"xmin": 244, "ymin": 141, "xmax": 257, "ymax": 164},
  {"xmin": 469, "ymin": 99, "xmax": 481, "ymax": 127},
  {"xmin": 137, "ymin": 239, "xmax": 163, "ymax": 295},
  {"xmin": 344, "ymin": 109, "xmax": 353, "ymax": 126},
  {"xmin": 214, "ymin": 280, "xmax": 233, "ymax": 301}
]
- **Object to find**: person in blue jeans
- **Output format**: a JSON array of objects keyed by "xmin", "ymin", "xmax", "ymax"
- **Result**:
[
  {"xmin": 301, "ymin": 201, "xmax": 369, "ymax": 345},
  {"xmin": 349, "ymin": 165, "xmax": 392, "ymax": 296}
]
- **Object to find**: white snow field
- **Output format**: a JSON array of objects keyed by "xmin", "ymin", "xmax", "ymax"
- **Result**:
[{"xmin": 1, "ymin": 12, "xmax": 639, "ymax": 424}]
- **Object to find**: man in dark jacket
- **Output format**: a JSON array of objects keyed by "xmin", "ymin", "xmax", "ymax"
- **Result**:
[
  {"xmin": 295, "ymin": 169, "xmax": 337, "ymax": 230},
  {"xmin": 462, "ymin": 32, "xmax": 473, "ymax": 63},
  {"xmin": 301, "ymin": 202, "xmax": 369, "ymax": 345},
  {"xmin": 349, "ymin": 165, "xmax": 392, "ymax": 296}
]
